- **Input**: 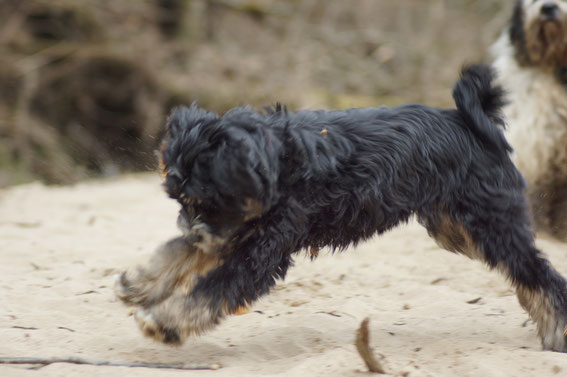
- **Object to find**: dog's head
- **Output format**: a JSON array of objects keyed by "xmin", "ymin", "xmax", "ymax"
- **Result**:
[
  {"xmin": 159, "ymin": 104, "xmax": 281, "ymax": 254},
  {"xmin": 510, "ymin": 0, "xmax": 567, "ymax": 68}
]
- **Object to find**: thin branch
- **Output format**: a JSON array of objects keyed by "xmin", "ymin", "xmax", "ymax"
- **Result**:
[
  {"xmin": 355, "ymin": 318, "xmax": 386, "ymax": 374},
  {"xmin": 0, "ymin": 357, "xmax": 221, "ymax": 370}
]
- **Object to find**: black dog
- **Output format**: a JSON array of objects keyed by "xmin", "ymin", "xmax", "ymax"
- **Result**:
[{"xmin": 115, "ymin": 64, "xmax": 567, "ymax": 352}]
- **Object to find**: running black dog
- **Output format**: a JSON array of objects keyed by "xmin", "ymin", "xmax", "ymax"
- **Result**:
[{"xmin": 115, "ymin": 64, "xmax": 567, "ymax": 352}]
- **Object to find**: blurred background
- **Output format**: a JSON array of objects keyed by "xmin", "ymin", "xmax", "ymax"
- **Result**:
[{"xmin": 0, "ymin": 0, "xmax": 510, "ymax": 187}]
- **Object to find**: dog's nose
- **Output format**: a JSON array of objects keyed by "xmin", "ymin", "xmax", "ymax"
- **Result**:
[{"xmin": 541, "ymin": 2, "xmax": 559, "ymax": 17}]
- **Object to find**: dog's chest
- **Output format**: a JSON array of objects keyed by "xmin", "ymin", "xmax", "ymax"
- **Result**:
[{"xmin": 493, "ymin": 55, "xmax": 567, "ymax": 182}]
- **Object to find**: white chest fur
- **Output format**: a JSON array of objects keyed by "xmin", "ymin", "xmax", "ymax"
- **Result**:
[{"xmin": 492, "ymin": 34, "xmax": 567, "ymax": 185}]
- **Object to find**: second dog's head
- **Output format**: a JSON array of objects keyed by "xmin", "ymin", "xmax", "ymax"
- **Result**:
[
  {"xmin": 510, "ymin": 0, "xmax": 567, "ymax": 68},
  {"xmin": 159, "ymin": 104, "xmax": 281, "ymax": 254}
]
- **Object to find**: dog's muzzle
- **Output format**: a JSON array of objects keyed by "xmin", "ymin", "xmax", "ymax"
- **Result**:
[
  {"xmin": 541, "ymin": 2, "xmax": 559, "ymax": 16},
  {"xmin": 541, "ymin": 2, "xmax": 561, "ymax": 19}
]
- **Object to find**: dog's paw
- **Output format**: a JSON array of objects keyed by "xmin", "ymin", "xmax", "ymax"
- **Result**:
[
  {"xmin": 540, "ymin": 319, "xmax": 567, "ymax": 352},
  {"xmin": 134, "ymin": 308, "xmax": 184, "ymax": 345},
  {"xmin": 114, "ymin": 271, "xmax": 146, "ymax": 306},
  {"xmin": 132, "ymin": 295, "xmax": 224, "ymax": 345},
  {"xmin": 114, "ymin": 269, "xmax": 174, "ymax": 308}
]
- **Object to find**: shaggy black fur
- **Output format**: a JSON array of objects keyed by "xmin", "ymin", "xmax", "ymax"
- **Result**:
[{"xmin": 120, "ymin": 64, "xmax": 567, "ymax": 352}]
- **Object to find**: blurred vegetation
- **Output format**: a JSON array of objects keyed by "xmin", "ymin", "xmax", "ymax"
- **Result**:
[{"xmin": 0, "ymin": 0, "xmax": 510, "ymax": 187}]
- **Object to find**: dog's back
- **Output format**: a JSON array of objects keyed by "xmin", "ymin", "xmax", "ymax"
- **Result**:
[{"xmin": 281, "ymin": 64, "xmax": 509, "ymax": 162}]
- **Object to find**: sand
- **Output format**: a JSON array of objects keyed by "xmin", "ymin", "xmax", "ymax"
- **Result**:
[{"xmin": 2, "ymin": 173, "xmax": 567, "ymax": 377}]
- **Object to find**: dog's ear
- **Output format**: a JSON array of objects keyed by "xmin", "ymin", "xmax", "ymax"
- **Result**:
[
  {"xmin": 509, "ymin": 1, "xmax": 524, "ymax": 45},
  {"xmin": 509, "ymin": 0, "xmax": 531, "ymax": 65},
  {"xmin": 205, "ymin": 110, "xmax": 281, "ymax": 212},
  {"xmin": 165, "ymin": 103, "xmax": 220, "ymax": 139},
  {"xmin": 160, "ymin": 104, "xmax": 221, "ymax": 198}
]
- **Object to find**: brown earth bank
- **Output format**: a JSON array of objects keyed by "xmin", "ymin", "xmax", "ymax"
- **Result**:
[{"xmin": 1, "ymin": 0, "xmax": 508, "ymax": 187}]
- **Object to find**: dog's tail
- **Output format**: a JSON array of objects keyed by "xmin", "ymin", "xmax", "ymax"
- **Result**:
[{"xmin": 452, "ymin": 64, "xmax": 511, "ymax": 157}]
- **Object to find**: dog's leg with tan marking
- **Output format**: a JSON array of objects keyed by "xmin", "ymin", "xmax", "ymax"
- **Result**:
[
  {"xmin": 134, "ymin": 205, "xmax": 301, "ymax": 344},
  {"xmin": 134, "ymin": 248, "xmax": 293, "ymax": 344},
  {"xmin": 421, "ymin": 195, "xmax": 567, "ymax": 352},
  {"xmin": 115, "ymin": 237, "xmax": 220, "ymax": 308}
]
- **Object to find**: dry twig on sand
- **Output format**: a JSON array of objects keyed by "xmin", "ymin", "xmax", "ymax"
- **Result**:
[
  {"xmin": 355, "ymin": 318, "xmax": 386, "ymax": 374},
  {"xmin": 0, "ymin": 357, "xmax": 221, "ymax": 370}
]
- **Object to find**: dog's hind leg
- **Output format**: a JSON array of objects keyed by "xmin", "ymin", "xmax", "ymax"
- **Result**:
[
  {"xmin": 421, "ymin": 197, "xmax": 567, "ymax": 352},
  {"xmin": 114, "ymin": 237, "xmax": 220, "ymax": 308}
]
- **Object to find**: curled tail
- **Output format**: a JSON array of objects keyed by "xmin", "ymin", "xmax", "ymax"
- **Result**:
[{"xmin": 452, "ymin": 64, "xmax": 511, "ymax": 157}]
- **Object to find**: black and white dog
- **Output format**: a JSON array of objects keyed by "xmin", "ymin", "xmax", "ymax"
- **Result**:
[
  {"xmin": 115, "ymin": 65, "xmax": 567, "ymax": 352},
  {"xmin": 492, "ymin": 0, "xmax": 567, "ymax": 239}
]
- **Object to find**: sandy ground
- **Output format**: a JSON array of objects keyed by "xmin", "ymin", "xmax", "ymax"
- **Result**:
[{"xmin": 2, "ymin": 174, "xmax": 567, "ymax": 377}]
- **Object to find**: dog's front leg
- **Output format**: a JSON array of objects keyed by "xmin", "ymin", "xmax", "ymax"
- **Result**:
[
  {"xmin": 115, "ymin": 237, "xmax": 220, "ymax": 308},
  {"xmin": 133, "ymin": 232, "xmax": 295, "ymax": 344}
]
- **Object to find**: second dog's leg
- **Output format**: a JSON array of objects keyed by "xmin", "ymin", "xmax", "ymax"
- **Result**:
[{"xmin": 548, "ymin": 185, "xmax": 567, "ymax": 241}]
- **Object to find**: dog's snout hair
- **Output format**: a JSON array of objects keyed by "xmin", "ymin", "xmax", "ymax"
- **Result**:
[{"xmin": 509, "ymin": 0, "xmax": 567, "ymax": 68}]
